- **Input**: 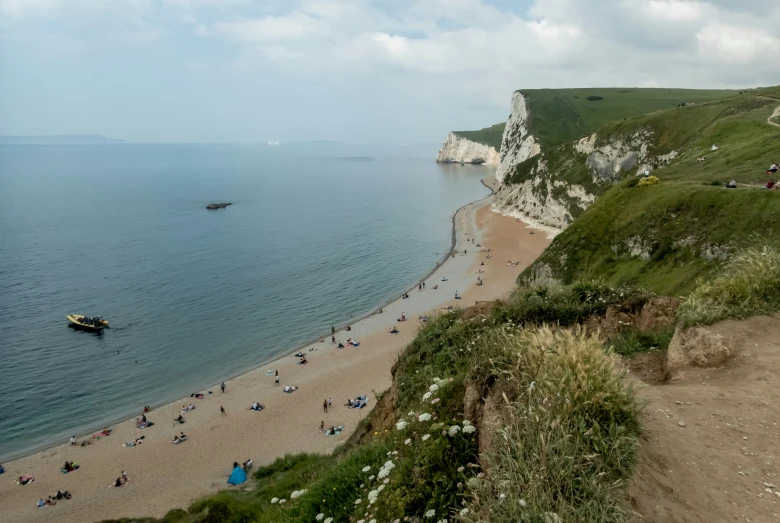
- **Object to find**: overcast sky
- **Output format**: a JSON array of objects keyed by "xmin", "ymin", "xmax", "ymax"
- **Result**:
[{"xmin": 1, "ymin": 0, "xmax": 778, "ymax": 143}]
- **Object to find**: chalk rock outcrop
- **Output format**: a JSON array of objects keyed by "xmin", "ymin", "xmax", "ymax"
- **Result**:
[
  {"xmin": 436, "ymin": 132, "xmax": 499, "ymax": 165},
  {"xmin": 495, "ymin": 91, "xmax": 542, "ymax": 183},
  {"xmin": 492, "ymin": 125, "xmax": 678, "ymax": 233}
]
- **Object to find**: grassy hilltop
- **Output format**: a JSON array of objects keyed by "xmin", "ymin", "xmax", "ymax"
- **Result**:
[
  {"xmin": 521, "ymin": 87, "xmax": 741, "ymax": 149},
  {"xmin": 518, "ymin": 87, "xmax": 780, "ymax": 295},
  {"xmin": 452, "ymin": 122, "xmax": 506, "ymax": 150},
  {"xmin": 100, "ymin": 86, "xmax": 780, "ymax": 523}
]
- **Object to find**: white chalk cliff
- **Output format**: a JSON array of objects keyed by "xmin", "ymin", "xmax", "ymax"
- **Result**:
[
  {"xmin": 495, "ymin": 91, "xmax": 542, "ymax": 183},
  {"xmin": 436, "ymin": 132, "xmax": 499, "ymax": 165},
  {"xmin": 491, "ymin": 127, "xmax": 678, "ymax": 233}
]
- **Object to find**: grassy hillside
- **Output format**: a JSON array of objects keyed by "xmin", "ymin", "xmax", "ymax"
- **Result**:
[
  {"xmin": 522, "ymin": 91, "xmax": 780, "ymax": 295},
  {"xmin": 522, "ymin": 87, "xmax": 742, "ymax": 149},
  {"xmin": 453, "ymin": 122, "xmax": 506, "ymax": 150}
]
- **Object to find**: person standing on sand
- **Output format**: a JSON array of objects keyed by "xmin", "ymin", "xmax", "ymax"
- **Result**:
[
  {"xmin": 423, "ymin": 282, "xmax": 425, "ymax": 289},
  {"xmin": 275, "ymin": 375, "xmax": 280, "ymax": 386},
  {"xmin": 323, "ymin": 399, "xmax": 328, "ymax": 413},
  {"xmin": 220, "ymin": 382, "xmax": 226, "ymax": 393},
  {"xmin": 220, "ymin": 405, "xmax": 226, "ymax": 416},
  {"xmin": 331, "ymin": 335, "xmax": 336, "ymax": 344},
  {"xmin": 320, "ymin": 420, "xmax": 324, "ymax": 432},
  {"xmin": 328, "ymin": 398, "xmax": 332, "ymax": 408},
  {"xmin": 331, "ymin": 326, "xmax": 335, "ymax": 335},
  {"xmin": 121, "ymin": 471, "xmax": 129, "ymax": 482}
]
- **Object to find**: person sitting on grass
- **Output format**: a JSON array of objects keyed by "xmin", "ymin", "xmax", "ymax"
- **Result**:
[
  {"xmin": 725, "ymin": 180, "xmax": 737, "ymax": 188},
  {"xmin": 762, "ymin": 179, "xmax": 776, "ymax": 189}
]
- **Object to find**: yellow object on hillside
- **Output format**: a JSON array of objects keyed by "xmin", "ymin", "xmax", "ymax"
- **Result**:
[{"xmin": 638, "ymin": 175, "xmax": 660, "ymax": 187}]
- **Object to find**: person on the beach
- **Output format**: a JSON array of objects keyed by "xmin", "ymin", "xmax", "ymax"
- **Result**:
[
  {"xmin": 115, "ymin": 477, "xmax": 123, "ymax": 487},
  {"xmin": 331, "ymin": 335, "xmax": 336, "ymax": 344},
  {"xmin": 220, "ymin": 405, "xmax": 226, "ymax": 416},
  {"xmin": 389, "ymin": 326, "xmax": 399, "ymax": 334},
  {"xmin": 423, "ymin": 282, "xmax": 425, "ymax": 289},
  {"xmin": 275, "ymin": 375, "xmax": 280, "ymax": 386},
  {"xmin": 320, "ymin": 420, "xmax": 324, "ymax": 431},
  {"xmin": 328, "ymin": 398, "xmax": 332, "ymax": 407},
  {"xmin": 419, "ymin": 283, "xmax": 422, "ymax": 290},
  {"xmin": 220, "ymin": 382, "xmax": 226, "ymax": 393},
  {"xmin": 70, "ymin": 435, "xmax": 76, "ymax": 445},
  {"xmin": 323, "ymin": 399, "xmax": 328, "ymax": 413},
  {"xmin": 121, "ymin": 471, "xmax": 129, "ymax": 482},
  {"xmin": 331, "ymin": 326, "xmax": 335, "ymax": 335},
  {"xmin": 346, "ymin": 324, "xmax": 351, "ymax": 331},
  {"xmin": 378, "ymin": 307, "xmax": 383, "ymax": 314}
]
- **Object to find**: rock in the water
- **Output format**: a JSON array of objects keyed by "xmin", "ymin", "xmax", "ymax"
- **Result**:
[{"xmin": 206, "ymin": 202, "xmax": 232, "ymax": 210}]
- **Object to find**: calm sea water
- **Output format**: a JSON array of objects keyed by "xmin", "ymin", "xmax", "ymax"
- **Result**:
[{"xmin": 0, "ymin": 142, "xmax": 490, "ymax": 459}]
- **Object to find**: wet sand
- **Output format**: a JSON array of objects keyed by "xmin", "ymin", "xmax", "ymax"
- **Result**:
[{"xmin": 0, "ymin": 190, "xmax": 550, "ymax": 523}]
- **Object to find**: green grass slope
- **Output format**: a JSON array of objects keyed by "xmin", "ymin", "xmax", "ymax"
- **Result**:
[
  {"xmin": 453, "ymin": 122, "xmax": 506, "ymax": 150},
  {"xmin": 522, "ymin": 91, "xmax": 780, "ymax": 296},
  {"xmin": 522, "ymin": 87, "xmax": 742, "ymax": 149}
]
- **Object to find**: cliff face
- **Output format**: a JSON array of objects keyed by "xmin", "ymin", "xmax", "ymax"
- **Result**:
[
  {"xmin": 495, "ymin": 91, "xmax": 542, "ymax": 183},
  {"xmin": 491, "ymin": 127, "xmax": 677, "ymax": 233},
  {"xmin": 436, "ymin": 132, "xmax": 500, "ymax": 165}
]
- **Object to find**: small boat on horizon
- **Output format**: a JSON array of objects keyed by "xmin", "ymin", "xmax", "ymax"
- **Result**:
[{"xmin": 67, "ymin": 314, "xmax": 109, "ymax": 332}]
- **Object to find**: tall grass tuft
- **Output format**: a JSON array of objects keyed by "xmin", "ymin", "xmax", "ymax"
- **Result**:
[
  {"xmin": 465, "ymin": 327, "xmax": 642, "ymax": 522},
  {"xmin": 679, "ymin": 239, "xmax": 780, "ymax": 326}
]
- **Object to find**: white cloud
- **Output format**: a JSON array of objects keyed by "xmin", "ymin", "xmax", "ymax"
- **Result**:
[
  {"xmin": 697, "ymin": 24, "xmax": 780, "ymax": 61},
  {"xmin": 214, "ymin": 13, "xmax": 320, "ymax": 42}
]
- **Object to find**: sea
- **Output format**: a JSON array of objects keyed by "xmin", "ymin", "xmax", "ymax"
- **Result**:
[{"xmin": 0, "ymin": 142, "xmax": 491, "ymax": 460}]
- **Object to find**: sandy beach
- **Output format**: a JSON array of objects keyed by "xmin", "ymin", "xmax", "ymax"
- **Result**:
[{"xmin": 0, "ymin": 185, "xmax": 550, "ymax": 523}]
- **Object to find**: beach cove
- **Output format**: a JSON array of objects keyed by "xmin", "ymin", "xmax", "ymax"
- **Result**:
[{"xmin": 0, "ymin": 179, "xmax": 550, "ymax": 523}]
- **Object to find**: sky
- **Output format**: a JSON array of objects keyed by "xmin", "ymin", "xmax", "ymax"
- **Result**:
[{"xmin": 1, "ymin": 0, "xmax": 779, "ymax": 143}]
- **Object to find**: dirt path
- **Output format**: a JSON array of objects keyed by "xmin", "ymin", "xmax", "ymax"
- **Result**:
[
  {"xmin": 626, "ymin": 314, "xmax": 780, "ymax": 522},
  {"xmin": 768, "ymin": 104, "xmax": 780, "ymax": 128}
]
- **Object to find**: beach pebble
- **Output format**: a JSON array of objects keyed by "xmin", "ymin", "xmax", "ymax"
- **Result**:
[{"xmin": 678, "ymin": 421, "xmax": 686, "ymax": 427}]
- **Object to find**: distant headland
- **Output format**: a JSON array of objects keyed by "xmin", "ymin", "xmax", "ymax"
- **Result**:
[{"xmin": 0, "ymin": 134, "xmax": 124, "ymax": 144}]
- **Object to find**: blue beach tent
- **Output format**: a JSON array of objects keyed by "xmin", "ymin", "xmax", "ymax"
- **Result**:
[{"xmin": 227, "ymin": 466, "xmax": 247, "ymax": 485}]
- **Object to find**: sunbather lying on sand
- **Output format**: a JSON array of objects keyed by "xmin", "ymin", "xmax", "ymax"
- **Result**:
[
  {"xmin": 389, "ymin": 327, "xmax": 399, "ymax": 334},
  {"xmin": 17, "ymin": 475, "xmax": 34, "ymax": 485},
  {"xmin": 283, "ymin": 385, "xmax": 298, "ymax": 393},
  {"xmin": 250, "ymin": 402, "xmax": 265, "ymax": 411}
]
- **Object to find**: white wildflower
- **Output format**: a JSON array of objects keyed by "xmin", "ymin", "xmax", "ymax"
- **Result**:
[
  {"xmin": 429, "ymin": 384, "xmax": 439, "ymax": 392},
  {"xmin": 425, "ymin": 509, "xmax": 436, "ymax": 518},
  {"xmin": 392, "ymin": 451, "xmax": 398, "ymax": 455},
  {"xmin": 362, "ymin": 466, "xmax": 371, "ymax": 473},
  {"xmin": 355, "ymin": 498, "xmax": 362, "ymax": 504},
  {"xmin": 324, "ymin": 518, "xmax": 333, "ymax": 523},
  {"xmin": 462, "ymin": 420, "xmax": 472, "ymax": 426},
  {"xmin": 404, "ymin": 438, "xmax": 412, "ymax": 445},
  {"xmin": 368, "ymin": 489, "xmax": 379, "ymax": 502},
  {"xmin": 448, "ymin": 425, "xmax": 461, "ymax": 436},
  {"xmin": 369, "ymin": 520, "xmax": 376, "ymax": 523},
  {"xmin": 279, "ymin": 499, "xmax": 286, "ymax": 504},
  {"xmin": 499, "ymin": 493, "xmax": 506, "ymax": 499},
  {"xmin": 315, "ymin": 514, "xmax": 324, "ymax": 521},
  {"xmin": 457, "ymin": 466, "xmax": 465, "ymax": 472},
  {"xmin": 418, "ymin": 413, "xmax": 432, "ymax": 422},
  {"xmin": 358, "ymin": 520, "xmax": 365, "ymax": 523},
  {"xmin": 422, "ymin": 392, "xmax": 432, "ymax": 401},
  {"xmin": 383, "ymin": 478, "xmax": 390, "ymax": 484},
  {"xmin": 422, "ymin": 434, "xmax": 431, "ymax": 441},
  {"xmin": 529, "ymin": 381, "xmax": 536, "ymax": 392},
  {"xmin": 368, "ymin": 475, "xmax": 375, "ymax": 481},
  {"xmin": 271, "ymin": 497, "xmax": 279, "ymax": 504},
  {"xmin": 459, "ymin": 508, "xmax": 469, "ymax": 516},
  {"xmin": 462, "ymin": 424, "xmax": 476, "ymax": 434},
  {"xmin": 519, "ymin": 498, "xmax": 527, "ymax": 507},
  {"xmin": 290, "ymin": 489, "xmax": 307, "ymax": 499},
  {"xmin": 377, "ymin": 484, "xmax": 385, "ymax": 492},
  {"xmin": 395, "ymin": 420, "xmax": 408, "ymax": 431}
]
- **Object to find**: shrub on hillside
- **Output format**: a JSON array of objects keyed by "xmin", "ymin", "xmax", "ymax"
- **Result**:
[
  {"xmin": 465, "ymin": 327, "xmax": 642, "ymax": 522},
  {"xmin": 637, "ymin": 175, "xmax": 659, "ymax": 187},
  {"xmin": 586, "ymin": 95, "xmax": 604, "ymax": 101},
  {"xmin": 679, "ymin": 239, "xmax": 780, "ymax": 326}
]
